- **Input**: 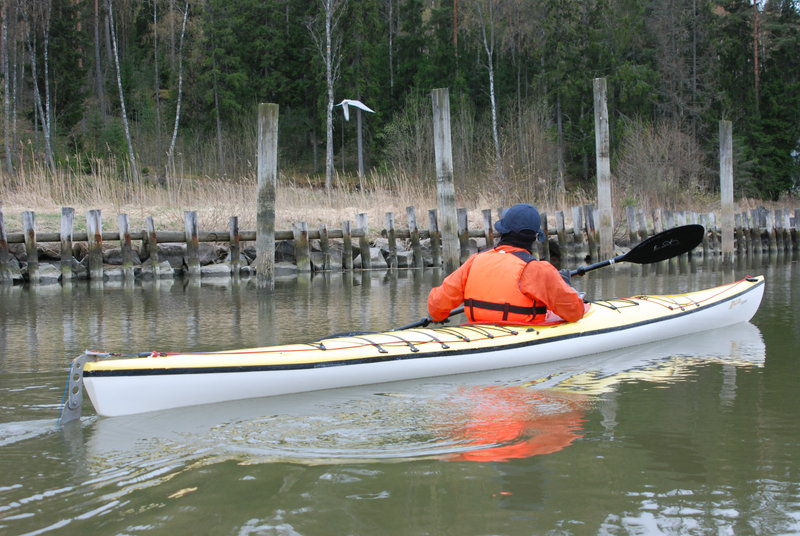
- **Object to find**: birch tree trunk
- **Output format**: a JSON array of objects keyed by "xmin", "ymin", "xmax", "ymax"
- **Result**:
[
  {"xmin": 324, "ymin": 0, "xmax": 336, "ymax": 190},
  {"xmin": 93, "ymin": 0, "xmax": 107, "ymax": 118},
  {"xmin": 153, "ymin": 0, "xmax": 162, "ymax": 145},
  {"xmin": 213, "ymin": 56, "xmax": 225, "ymax": 174},
  {"xmin": 43, "ymin": 4, "xmax": 53, "ymax": 143},
  {"xmin": 166, "ymin": 1, "xmax": 189, "ymax": 171},
  {"xmin": 107, "ymin": 0, "xmax": 139, "ymax": 182},
  {"xmin": 308, "ymin": 0, "xmax": 346, "ymax": 191},
  {"xmin": 2, "ymin": 2, "xmax": 13, "ymax": 175},
  {"xmin": 20, "ymin": 6, "xmax": 56, "ymax": 174},
  {"xmin": 477, "ymin": 0, "xmax": 502, "ymax": 178}
]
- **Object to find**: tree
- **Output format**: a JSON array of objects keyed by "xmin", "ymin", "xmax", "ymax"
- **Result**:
[
  {"xmin": 307, "ymin": 0, "xmax": 347, "ymax": 190},
  {"xmin": 107, "ymin": 0, "xmax": 139, "ymax": 182},
  {"xmin": 2, "ymin": 0, "xmax": 13, "ymax": 175},
  {"xmin": 165, "ymin": 0, "xmax": 188, "ymax": 172}
]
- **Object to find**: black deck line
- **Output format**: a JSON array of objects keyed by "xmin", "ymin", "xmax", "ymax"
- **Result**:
[{"xmin": 83, "ymin": 280, "xmax": 763, "ymax": 378}]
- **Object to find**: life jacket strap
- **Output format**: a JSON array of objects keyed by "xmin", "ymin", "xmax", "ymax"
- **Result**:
[{"xmin": 464, "ymin": 298, "xmax": 547, "ymax": 321}]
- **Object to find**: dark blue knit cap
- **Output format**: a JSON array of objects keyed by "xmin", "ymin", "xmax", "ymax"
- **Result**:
[{"xmin": 495, "ymin": 204, "xmax": 545, "ymax": 242}]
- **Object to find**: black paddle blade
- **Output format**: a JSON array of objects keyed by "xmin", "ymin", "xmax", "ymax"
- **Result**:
[{"xmin": 622, "ymin": 224, "xmax": 705, "ymax": 264}]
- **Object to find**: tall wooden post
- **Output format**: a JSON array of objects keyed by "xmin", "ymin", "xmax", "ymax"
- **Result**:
[
  {"xmin": 593, "ymin": 78, "xmax": 614, "ymax": 259},
  {"xmin": 256, "ymin": 103, "xmax": 279, "ymax": 288},
  {"xmin": 431, "ymin": 88, "xmax": 460, "ymax": 273},
  {"xmin": 719, "ymin": 120, "xmax": 735, "ymax": 265}
]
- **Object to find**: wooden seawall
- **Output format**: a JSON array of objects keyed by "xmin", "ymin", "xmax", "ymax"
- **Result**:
[{"xmin": 0, "ymin": 205, "xmax": 797, "ymax": 285}]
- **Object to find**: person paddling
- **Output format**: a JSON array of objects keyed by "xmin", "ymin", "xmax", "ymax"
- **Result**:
[{"xmin": 427, "ymin": 203, "xmax": 585, "ymax": 324}]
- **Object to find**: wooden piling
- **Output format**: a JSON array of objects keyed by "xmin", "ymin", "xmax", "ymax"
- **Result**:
[
  {"xmin": 539, "ymin": 212, "xmax": 551, "ymax": 262},
  {"xmin": 571, "ymin": 206, "xmax": 584, "ymax": 259},
  {"xmin": 144, "ymin": 216, "xmax": 160, "ymax": 277},
  {"xmin": 751, "ymin": 209, "xmax": 763, "ymax": 254},
  {"xmin": 184, "ymin": 211, "xmax": 200, "ymax": 277},
  {"xmin": 481, "ymin": 209, "xmax": 494, "ymax": 251},
  {"xmin": 584, "ymin": 205, "xmax": 597, "ymax": 260},
  {"xmin": 431, "ymin": 88, "xmax": 459, "ymax": 273},
  {"xmin": 457, "ymin": 208, "xmax": 470, "ymax": 263},
  {"xmin": 734, "ymin": 213, "xmax": 744, "ymax": 257},
  {"xmin": 781, "ymin": 209, "xmax": 790, "ymax": 252},
  {"xmin": 229, "ymin": 216, "xmax": 241, "ymax": 274},
  {"xmin": 766, "ymin": 210, "xmax": 777, "ymax": 254},
  {"xmin": 293, "ymin": 222, "xmax": 311, "ymax": 272},
  {"xmin": 342, "ymin": 220, "xmax": 353, "ymax": 271},
  {"xmin": 118, "ymin": 213, "xmax": 135, "ymax": 279},
  {"xmin": 256, "ymin": 102, "xmax": 279, "ymax": 288},
  {"xmin": 60, "ymin": 207, "xmax": 75, "ymax": 282},
  {"xmin": 356, "ymin": 213, "xmax": 371, "ymax": 270},
  {"xmin": 626, "ymin": 206, "xmax": 638, "ymax": 246},
  {"xmin": 385, "ymin": 212, "xmax": 397, "ymax": 270},
  {"xmin": 429, "ymin": 209, "xmax": 441, "ymax": 268},
  {"xmin": 407, "ymin": 206, "xmax": 423, "ymax": 269},
  {"xmin": 22, "ymin": 211, "xmax": 39, "ymax": 282},
  {"xmin": 86, "ymin": 210, "xmax": 104, "ymax": 280},
  {"xmin": 719, "ymin": 120, "xmax": 735, "ymax": 264},
  {"xmin": 555, "ymin": 211, "xmax": 567, "ymax": 259},
  {"xmin": 0, "ymin": 207, "xmax": 13, "ymax": 283},
  {"xmin": 636, "ymin": 210, "xmax": 649, "ymax": 241},
  {"xmin": 593, "ymin": 77, "xmax": 614, "ymax": 259},
  {"xmin": 318, "ymin": 223, "xmax": 330, "ymax": 271}
]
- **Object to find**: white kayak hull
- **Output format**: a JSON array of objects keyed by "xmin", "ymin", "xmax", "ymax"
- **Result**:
[{"xmin": 78, "ymin": 276, "xmax": 765, "ymax": 417}]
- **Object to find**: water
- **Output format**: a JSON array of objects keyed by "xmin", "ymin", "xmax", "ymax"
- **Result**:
[{"xmin": 0, "ymin": 256, "xmax": 798, "ymax": 535}]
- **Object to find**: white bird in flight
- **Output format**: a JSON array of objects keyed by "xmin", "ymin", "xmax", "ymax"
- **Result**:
[{"xmin": 336, "ymin": 99, "xmax": 375, "ymax": 121}]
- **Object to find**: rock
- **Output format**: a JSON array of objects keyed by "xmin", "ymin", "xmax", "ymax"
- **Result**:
[
  {"xmin": 274, "ymin": 261, "xmax": 298, "ymax": 277},
  {"xmin": 0, "ymin": 256, "xmax": 23, "ymax": 283},
  {"xmin": 156, "ymin": 243, "xmax": 186, "ymax": 269},
  {"xmin": 29, "ymin": 262, "xmax": 61, "ymax": 284},
  {"xmin": 140, "ymin": 260, "xmax": 175, "ymax": 279},
  {"xmin": 354, "ymin": 247, "xmax": 389, "ymax": 270},
  {"xmin": 198, "ymin": 243, "xmax": 225, "ymax": 265},
  {"xmin": 104, "ymin": 247, "xmax": 142, "ymax": 265},
  {"xmin": 396, "ymin": 250, "xmax": 415, "ymax": 268},
  {"xmin": 200, "ymin": 263, "xmax": 232, "ymax": 278}
]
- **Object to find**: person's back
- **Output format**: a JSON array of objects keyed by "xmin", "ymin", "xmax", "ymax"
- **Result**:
[{"xmin": 427, "ymin": 204, "xmax": 585, "ymax": 324}]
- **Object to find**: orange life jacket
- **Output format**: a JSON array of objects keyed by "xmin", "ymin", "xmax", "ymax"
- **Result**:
[{"xmin": 463, "ymin": 248, "xmax": 547, "ymax": 323}]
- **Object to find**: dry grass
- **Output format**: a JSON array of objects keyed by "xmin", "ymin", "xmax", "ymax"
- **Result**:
[
  {"xmin": 1, "ymin": 159, "xmax": 794, "ymax": 236},
  {"xmin": 0, "ymin": 164, "xmax": 532, "ymax": 234}
]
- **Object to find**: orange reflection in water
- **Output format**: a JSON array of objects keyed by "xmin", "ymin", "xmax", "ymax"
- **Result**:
[{"xmin": 443, "ymin": 385, "xmax": 587, "ymax": 462}]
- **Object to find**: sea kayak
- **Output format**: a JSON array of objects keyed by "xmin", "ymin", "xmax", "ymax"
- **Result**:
[{"xmin": 62, "ymin": 276, "xmax": 765, "ymax": 419}]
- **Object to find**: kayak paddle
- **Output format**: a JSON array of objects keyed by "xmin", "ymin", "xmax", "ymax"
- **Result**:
[
  {"xmin": 399, "ymin": 224, "xmax": 706, "ymax": 330},
  {"xmin": 569, "ymin": 223, "xmax": 705, "ymax": 277}
]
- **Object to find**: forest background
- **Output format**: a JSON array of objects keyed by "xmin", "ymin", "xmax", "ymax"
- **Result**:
[{"xmin": 0, "ymin": 0, "xmax": 798, "ymax": 232}]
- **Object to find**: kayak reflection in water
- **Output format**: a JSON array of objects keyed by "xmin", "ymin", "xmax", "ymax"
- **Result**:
[{"xmin": 441, "ymin": 385, "xmax": 587, "ymax": 462}]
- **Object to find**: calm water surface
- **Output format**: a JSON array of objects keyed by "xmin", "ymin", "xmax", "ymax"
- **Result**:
[{"xmin": 0, "ymin": 256, "xmax": 798, "ymax": 535}]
